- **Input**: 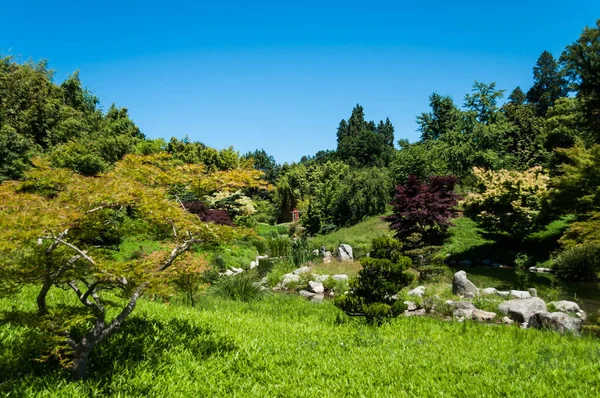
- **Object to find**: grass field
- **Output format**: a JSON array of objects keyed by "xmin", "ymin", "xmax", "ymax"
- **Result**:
[
  {"xmin": 1, "ymin": 289, "xmax": 600, "ymax": 397},
  {"xmin": 309, "ymin": 215, "xmax": 391, "ymax": 258}
]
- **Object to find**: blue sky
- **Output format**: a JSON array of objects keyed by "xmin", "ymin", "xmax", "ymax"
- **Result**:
[{"xmin": 2, "ymin": 1, "xmax": 599, "ymax": 163}]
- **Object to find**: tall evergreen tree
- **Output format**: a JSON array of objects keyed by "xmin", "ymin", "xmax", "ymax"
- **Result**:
[
  {"xmin": 526, "ymin": 51, "xmax": 568, "ymax": 116},
  {"xmin": 561, "ymin": 19, "xmax": 600, "ymax": 142},
  {"xmin": 508, "ymin": 86, "xmax": 526, "ymax": 105},
  {"xmin": 417, "ymin": 93, "xmax": 462, "ymax": 140}
]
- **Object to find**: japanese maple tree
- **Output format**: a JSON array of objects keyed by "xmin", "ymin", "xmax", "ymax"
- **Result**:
[{"xmin": 383, "ymin": 175, "xmax": 461, "ymax": 248}]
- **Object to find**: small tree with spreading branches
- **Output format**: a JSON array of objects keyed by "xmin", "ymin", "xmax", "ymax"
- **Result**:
[{"xmin": 0, "ymin": 154, "xmax": 266, "ymax": 380}]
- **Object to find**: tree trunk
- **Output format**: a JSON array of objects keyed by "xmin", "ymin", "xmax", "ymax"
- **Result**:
[
  {"xmin": 71, "ymin": 343, "xmax": 93, "ymax": 381},
  {"xmin": 37, "ymin": 278, "xmax": 52, "ymax": 315}
]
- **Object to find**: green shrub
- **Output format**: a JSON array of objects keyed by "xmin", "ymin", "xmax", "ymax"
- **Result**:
[
  {"xmin": 266, "ymin": 259, "xmax": 296, "ymax": 287},
  {"xmin": 251, "ymin": 238, "xmax": 267, "ymax": 255},
  {"xmin": 554, "ymin": 244, "xmax": 600, "ymax": 281},
  {"xmin": 418, "ymin": 265, "xmax": 448, "ymax": 282},
  {"xmin": 582, "ymin": 325, "xmax": 600, "ymax": 339},
  {"xmin": 209, "ymin": 273, "xmax": 264, "ymax": 302},
  {"xmin": 335, "ymin": 256, "xmax": 414, "ymax": 324},
  {"xmin": 369, "ymin": 237, "xmax": 403, "ymax": 263}
]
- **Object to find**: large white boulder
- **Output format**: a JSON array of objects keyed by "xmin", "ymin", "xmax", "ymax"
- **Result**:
[
  {"xmin": 529, "ymin": 311, "xmax": 582, "ymax": 334},
  {"xmin": 337, "ymin": 244, "xmax": 353, "ymax": 261},
  {"xmin": 308, "ymin": 281, "xmax": 325, "ymax": 294},
  {"xmin": 498, "ymin": 297, "xmax": 547, "ymax": 323},
  {"xmin": 452, "ymin": 271, "xmax": 478, "ymax": 297},
  {"xmin": 281, "ymin": 274, "xmax": 300, "ymax": 287},
  {"xmin": 407, "ymin": 286, "xmax": 426, "ymax": 298}
]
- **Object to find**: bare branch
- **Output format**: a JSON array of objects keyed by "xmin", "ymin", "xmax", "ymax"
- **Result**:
[
  {"xmin": 46, "ymin": 229, "xmax": 69, "ymax": 254},
  {"xmin": 41, "ymin": 237, "xmax": 96, "ymax": 266},
  {"xmin": 173, "ymin": 194, "xmax": 187, "ymax": 211}
]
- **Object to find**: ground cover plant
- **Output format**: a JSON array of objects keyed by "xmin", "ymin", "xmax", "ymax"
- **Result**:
[{"xmin": 1, "ymin": 288, "xmax": 600, "ymax": 397}]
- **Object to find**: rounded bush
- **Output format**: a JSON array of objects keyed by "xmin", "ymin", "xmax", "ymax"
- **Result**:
[{"xmin": 554, "ymin": 245, "xmax": 600, "ymax": 282}]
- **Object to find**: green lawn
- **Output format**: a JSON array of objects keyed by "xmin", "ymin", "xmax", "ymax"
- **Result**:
[
  {"xmin": 1, "ymin": 289, "xmax": 599, "ymax": 397},
  {"xmin": 309, "ymin": 215, "xmax": 391, "ymax": 258}
]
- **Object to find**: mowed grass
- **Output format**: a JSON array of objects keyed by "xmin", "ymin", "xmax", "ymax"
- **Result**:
[
  {"xmin": 310, "ymin": 215, "xmax": 391, "ymax": 258},
  {"xmin": 1, "ymin": 289, "xmax": 600, "ymax": 397}
]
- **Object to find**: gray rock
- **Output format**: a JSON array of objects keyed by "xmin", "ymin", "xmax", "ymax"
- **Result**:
[
  {"xmin": 231, "ymin": 267, "xmax": 244, "ymax": 274},
  {"xmin": 311, "ymin": 294, "xmax": 324, "ymax": 302},
  {"xmin": 281, "ymin": 273, "xmax": 300, "ymax": 287},
  {"xmin": 481, "ymin": 287, "xmax": 498, "ymax": 295},
  {"xmin": 404, "ymin": 301, "xmax": 417, "ymax": 311},
  {"xmin": 472, "ymin": 309, "xmax": 496, "ymax": 322},
  {"xmin": 299, "ymin": 290, "xmax": 315, "ymax": 298},
  {"xmin": 315, "ymin": 274, "xmax": 330, "ymax": 283},
  {"xmin": 498, "ymin": 297, "xmax": 547, "ymax": 323},
  {"xmin": 223, "ymin": 270, "xmax": 235, "ymax": 276},
  {"xmin": 496, "ymin": 291, "xmax": 510, "ymax": 298},
  {"xmin": 323, "ymin": 251, "xmax": 333, "ymax": 264},
  {"xmin": 451, "ymin": 301, "xmax": 476, "ymax": 310},
  {"xmin": 337, "ymin": 244, "xmax": 353, "ymax": 261},
  {"xmin": 528, "ymin": 288, "xmax": 538, "ymax": 297},
  {"xmin": 308, "ymin": 281, "xmax": 325, "ymax": 294},
  {"xmin": 520, "ymin": 322, "xmax": 529, "ymax": 329},
  {"xmin": 408, "ymin": 286, "xmax": 426, "ymax": 297},
  {"xmin": 458, "ymin": 260, "xmax": 472, "ymax": 268},
  {"xmin": 551, "ymin": 300, "xmax": 581, "ymax": 313},
  {"xmin": 576, "ymin": 311, "xmax": 587, "ymax": 321},
  {"xmin": 529, "ymin": 311, "xmax": 582, "ymax": 334},
  {"xmin": 312, "ymin": 249, "xmax": 320, "ymax": 256},
  {"xmin": 510, "ymin": 290, "xmax": 531, "ymax": 299},
  {"xmin": 331, "ymin": 274, "xmax": 349, "ymax": 282},
  {"xmin": 293, "ymin": 266, "xmax": 311, "ymax": 275},
  {"xmin": 452, "ymin": 270, "xmax": 478, "ymax": 297},
  {"xmin": 403, "ymin": 309, "xmax": 426, "ymax": 317},
  {"xmin": 502, "ymin": 316, "xmax": 514, "ymax": 325},
  {"xmin": 453, "ymin": 308, "xmax": 474, "ymax": 319},
  {"xmin": 464, "ymin": 292, "xmax": 475, "ymax": 299},
  {"xmin": 249, "ymin": 261, "xmax": 258, "ymax": 269}
]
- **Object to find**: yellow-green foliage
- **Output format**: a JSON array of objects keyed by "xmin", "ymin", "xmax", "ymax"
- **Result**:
[{"xmin": 464, "ymin": 166, "xmax": 549, "ymax": 238}]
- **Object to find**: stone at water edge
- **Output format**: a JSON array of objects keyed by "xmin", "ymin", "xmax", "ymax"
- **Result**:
[
  {"xmin": 308, "ymin": 281, "xmax": 325, "ymax": 294},
  {"xmin": 550, "ymin": 300, "xmax": 581, "ymax": 313},
  {"xmin": 337, "ymin": 244, "xmax": 353, "ymax": 261},
  {"xmin": 452, "ymin": 270, "xmax": 478, "ymax": 297},
  {"xmin": 299, "ymin": 290, "xmax": 315, "ymax": 298},
  {"xmin": 502, "ymin": 316, "xmax": 514, "ymax": 325},
  {"xmin": 407, "ymin": 286, "xmax": 426, "ymax": 297},
  {"xmin": 481, "ymin": 287, "xmax": 498, "ymax": 295},
  {"xmin": 472, "ymin": 309, "xmax": 496, "ymax": 322},
  {"xmin": 496, "ymin": 291, "xmax": 510, "ymax": 298},
  {"xmin": 249, "ymin": 261, "xmax": 258, "ymax": 269},
  {"xmin": 281, "ymin": 274, "xmax": 300, "ymax": 287},
  {"xmin": 529, "ymin": 311, "xmax": 582, "ymax": 334},
  {"xmin": 292, "ymin": 267, "xmax": 311, "ymax": 275},
  {"xmin": 510, "ymin": 290, "xmax": 531, "ymax": 299},
  {"xmin": 498, "ymin": 297, "xmax": 547, "ymax": 323},
  {"xmin": 315, "ymin": 274, "xmax": 330, "ymax": 283},
  {"xmin": 331, "ymin": 274, "xmax": 349, "ymax": 282}
]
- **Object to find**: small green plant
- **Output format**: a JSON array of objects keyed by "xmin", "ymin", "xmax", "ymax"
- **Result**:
[
  {"xmin": 418, "ymin": 265, "xmax": 448, "ymax": 282},
  {"xmin": 268, "ymin": 236, "xmax": 291, "ymax": 258},
  {"xmin": 514, "ymin": 253, "xmax": 531, "ymax": 289},
  {"xmin": 291, "ymin": 236, "xmax": 310, "ymax": 266},
  {"xmin": 209, "ymin": 273, "xmax": 264, "ymax": 302},
  {"xmin": 554, "ymin": 244, "xmax": 600, "ymax": 281},
  {"xmin": 250, "ymin": 238, "xmax": 267, "ymax": 255},
  {"xmin": 266, "ymin": 259, "xmax": 296, "ymax": 287}
]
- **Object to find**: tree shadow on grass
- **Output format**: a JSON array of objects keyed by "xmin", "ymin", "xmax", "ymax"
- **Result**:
[{"xmin": 0, "ymin": 311, "xmax": 236, "ymax": 389}]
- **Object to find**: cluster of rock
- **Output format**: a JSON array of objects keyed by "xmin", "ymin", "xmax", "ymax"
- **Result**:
[
  {"xmin": 447, "ymin": 259, "xmax": 502, "ymax": 268},
  {"xmin": 313, "ymin": 244, "xmax": 353, "ymax": 264},
  {"xmin": 275, "ymin": 266, "xmax": 349, "ymax": 302},
  {"xmin": 528, "ymin": 266, "xmax": 554, "ymax": 274},
  {"xmin": 452, "ymin": 270, "xmax": 586, "ymax": 334},
  {"xmin": 220, "ymin": 255, "xmax": 269, "ymax": 276}
]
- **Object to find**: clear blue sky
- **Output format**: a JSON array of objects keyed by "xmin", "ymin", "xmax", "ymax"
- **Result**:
[{"xmin": 2, "ymin": 1, "xmax": 599, "ymax": 163}]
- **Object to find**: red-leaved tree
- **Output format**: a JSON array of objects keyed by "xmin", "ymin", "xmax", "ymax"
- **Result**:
[{"xmin": 384, "ymin": 175, "xmax": 461, "ymax": 248}]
